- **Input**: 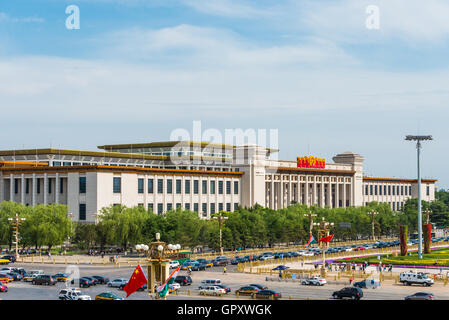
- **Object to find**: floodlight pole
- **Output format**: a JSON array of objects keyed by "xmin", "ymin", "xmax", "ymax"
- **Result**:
[{"xmin": 406, "ymin": 135, "xmax": 433, "ymax": 260}]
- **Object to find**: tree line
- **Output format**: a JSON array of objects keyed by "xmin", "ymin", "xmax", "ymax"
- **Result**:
[{"xmin": 0, "ymin": 190, "xmax": 448, "ymax": 252}]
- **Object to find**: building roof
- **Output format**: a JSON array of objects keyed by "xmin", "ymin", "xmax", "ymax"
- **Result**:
[
  {"xmin": 266, "ymin": 166, "xmax": 356, "ymax": 175},
  {"xmin": 363, "ymin": 177, "xmax": 437, "ymax": 183},
  {"xmin": 0, "ymin": 148, "xmax": 229, "ymax": 162},
  {"xmin": 0, "ymin": 161, "xmax": 48, "ymax": 168},
  {"xmin": 0, "ymin": 164, "xmax": 244, "ymax": 178},
  {"xmin": 97, "ymin": 141, "xmax": 279, "ymax": 153}
]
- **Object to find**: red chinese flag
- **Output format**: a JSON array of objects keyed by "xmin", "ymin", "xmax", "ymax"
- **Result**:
[
  {"xmin": 123, "ymin": 265, "xmax": 147, "ymax": 298},
  {"xmin": 319, "ymin": 234, "xmax": 334, "ymax": 243}
]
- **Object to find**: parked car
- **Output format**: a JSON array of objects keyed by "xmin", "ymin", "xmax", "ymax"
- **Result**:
[
  {"xmin": 199, "ymin": 286, "xmax": 226, "ymax": 296},
  {"xmin": 235, "ymin": 286, "xmax": 260, "ymax": 296},
  {"xmin": 84, "ymin": 276, "xmax": 100, "ymax": 285},
  {"xmin": 191, "ymin": 263, "xmax": 207, "ymax": 271},
  {"xmin": 213, "ymin": 257, "xmax": 229, "ymax": 266},
  {"xmin": 199, "ymin": 279, "xmax": 221, "ymax": 289},
  {"xmin": 353, "ymin": 279, "xmax": 380, "ymax": 289},
  {"xmin": 92, "ymin": 276, "xmax": 110, "ymax": 284},
  {"xmin": 301, "ymin": 276, "xmax": 327, "ymax": 286},
  {"xmin": 252, "ymin": 289, "xmax": 281, "ymax": 300},
  {"xmin": 0, "ymin": 281, "xmax": 8, "ymax": 292},
  {"xmin": 404, "ymin": 292, "xmax": 435, "ymax": 300},
  {"xmin": 1, "ymin": 256, "xmax": 16, "ymax": 263},
  {"xmin": 216, "ymin": 284, "xmax": 231, "ymax": 294},
  {"xmin": 169, "ymin": 260, "xmax": 180, "ymax": 269},
  {"xmin": 22, "ymin": 273, "xmax": 37, "ymax": 282},
  {"xmin": 400, "ymin": 272, "xmax": 434, "ymax": 286},
  {"xmin": 174, "ymin": 275, "xmax": 192, "ymax": 286},
  {"xmin": 108, "ymin": 278, "xmax": 128, "ymax": 288},
  {"xmin": 78, "ymin": 278, "xmax": 91, "ymax": 288},
  {"xmin": 53, "ymin": 273, "xmax": 72, "ymax": 282},
  {"xmin": 1, "ymin": 272, "xmax": 22, "ymax": 281},
  {"xmin": 249, "ymin": 283, "xmax": 268, "ymax": 290},
  {"xmin": 12, "ymin": 268, "xmax": 26, "ymax": 276},
  {"xmin": 58, "ymin": 288, "xmax": 91, "ymax": 300},
  {"xmin": 32, "ymin": 275, "xmax": 56, "ymax": 286},
  {"xmin": 95, "ymin": 292, "xmax": 124, "ymax": 300},
  {"xmin": 332, "ymin": 287, "xmax": 363, "ymax": 300}
]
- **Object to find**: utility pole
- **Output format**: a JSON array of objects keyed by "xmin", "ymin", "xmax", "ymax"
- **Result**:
[
  {"xmin": 8, "ymin": 213, "xmax": 26, "ymax": 260},
  {"xmin": 368, "ymin": 210, "xmax": 378, "ymax": 241},
  {"xmin": 313, "ymin": 217, "xmax": 334, "ymax": 275},
  {"xmin": 405, "ymin": 135, "xmax": 433, "ymax": 259},
  {"xmin": 213, "ymin": 212, "xmax": 228, "ymax": 256}
]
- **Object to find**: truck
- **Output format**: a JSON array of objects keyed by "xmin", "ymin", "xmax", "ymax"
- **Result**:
[{"xmin": 399, "ymin": 272, "xmax": 434, "ymax": 286}]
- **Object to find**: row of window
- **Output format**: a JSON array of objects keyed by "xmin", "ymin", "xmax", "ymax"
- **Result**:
[
  {"xmin": 112, "ymin": 177, "xmax": 239, "ymax": 195},
  {"xmin": 78, "ymin": 202, "xmax": 240, "ymax": 221},
  {"xmin": 365, "ymin": 184, "xmax": 411, "ymax": 197},
  {"xmin": 14, "ymin": 178, "xmax": 64, "ymax": 195}
]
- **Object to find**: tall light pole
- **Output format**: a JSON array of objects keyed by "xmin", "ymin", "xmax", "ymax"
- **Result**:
[
  {"xmin": 405, "ymin": 135, "xmax": 433, "ymax": 259},
  {"xmin": 424, "ymin": 209, "xmax": 432, "ymax": 225},
  {"xmin": 213, "ymin": 211, "xmax": 228, "ymax": 256},
  {"xmin": 8, "ymin": 213, "xmax": 26, "ymax": 260},
  {"xmin": 368, "ymin": 210, "xmax": 378, "ymax": 241},
  {"xmin": 304, "ymin": 211, "xmax": 317, "ymax": 235},
  {"xmin": 313, "ymin": 217, "xmax": 334, "ymax": 275}
]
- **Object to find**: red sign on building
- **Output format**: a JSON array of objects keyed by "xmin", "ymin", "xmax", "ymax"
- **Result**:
[{"xmin": 297, "ymin": 156, "xmax": 325, "ymax": 169}]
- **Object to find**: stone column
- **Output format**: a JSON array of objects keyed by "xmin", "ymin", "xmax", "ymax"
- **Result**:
[
  {"xmin": 342, "ymin": 179, "xmax": 346, "ymax": 208},
  {"xmin": 336, "ymin": 179, "xmax": 340, "ymax": 208},
  {"xmin": 32, "ymin": 174, "xmax": 36, "ymax": 206},
  {"xmin": 305, "ymin": 176, "xmax": 309, "ymax": 207},
  {"xmin": 43, "ymin": 173, "xmax": 48, "ymax": 205},
  {"xmin": 21, "ymin": 174, "xmax": 25, "ymax": 204},
  {"xmin": 10, "ymin": 174, "xmax": 14, "ymax": 202},
  {"xmin": 55, "ymin": 173, "xmax": 60, "ymax": 204}
]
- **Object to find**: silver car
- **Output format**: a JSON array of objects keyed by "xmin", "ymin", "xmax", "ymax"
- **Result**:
[{"xmin": 107, "ymin": 278, "xmax": 128, "ymax": 288}]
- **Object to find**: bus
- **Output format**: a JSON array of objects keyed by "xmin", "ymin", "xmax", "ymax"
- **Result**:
[{"xmin": 166, "ymin": 251, "xmax": 192, "ymax": 264}]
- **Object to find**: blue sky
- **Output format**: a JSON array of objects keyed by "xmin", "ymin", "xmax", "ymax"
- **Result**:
[{"xmin": 0, "ymin": 0, "xmax": 448, "ymax": 188}]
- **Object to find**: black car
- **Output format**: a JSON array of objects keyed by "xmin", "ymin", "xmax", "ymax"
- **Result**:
[
  {"xmin": 13, "ymin": 268, "xmax": 26, "ymax": 276},
  {"xmin": 84, "ymin": 276, "xmax": 100, "ymax": 285},
  {"xmin": 71, "ymin": 277, "xmax": 91, "ymax": 288},
  {"xmin": 249, "ymin": 283, "xmax": 268, "ymax": 290},
  {"xmin": 174, "ymin": 275, "xmax": 192, "ymax": 286},
  {"xmin": 332, "ymin": 287, "xmax": 363, "ymax": 300},
  {"xmin": 92, "ymin": 276, "xmax": 110, "ymax": 284},
  {"xmin": 1, "ymin": 256, "xmax": 15, "ymax": 263},
  {"xmin": 252, "ymin": 289, "xmax": 282, "ymax": 300},
  {"xmin": 231, "ymin": 257, "xmax": 243, "ymax": 265},
  {"xmin": 191, "ymin": 263, "xmax": 207, "ymax": 271}
]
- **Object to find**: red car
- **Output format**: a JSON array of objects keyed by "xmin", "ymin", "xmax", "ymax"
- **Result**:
[{"xmin": 0, "ymin": 282, "xmax": 8, "ymax": 292}]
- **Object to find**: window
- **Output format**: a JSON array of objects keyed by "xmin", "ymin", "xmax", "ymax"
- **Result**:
[
  {"xmin": 210, "ymin": 203, "xmax": 216, "ymax": 214},
  {"xmin": 392, "ymin": 186, "xmax": 396, "ymax": 196},
  {"xmin": 176, "ymin": 179, "xmax": 182, "ymax": 194},
  {"xmin": 138, "ymin": 203, "xmax": 144, "ymax": 207},
  {"xmin": 202, "ymin": 203, "xmax": 207, "ymax": 214},
  {"xmin": 194, "ymin": 180, "xmax": 199, "ymax": 194},
  {"xmin": 167, "ymin": 203, "xmax": 172, "ymax": 211},
  {"xmin": 60, "ymin": 178, "xmax": 64, "ymax": 194},
  {"xmin": 397, "ymin": 186, "xmax": 400, "ymax": 195},
  {"xmin": 148, "ymin": 203, "xmax": 154, "ymax": 212},
  {"xmin": 185, "ymin": 180, "xmax": 191, "ymax": 194},
  {"xmin": 426, "ymin": 185, "xmax": 430, "ymax": 196},
  {"xmin": 226, "ymin": 181, "xmax": 231, "ymax": 194},
  {"xmin": 374, "ymin": 185, "xmax": 377, "ymax": 195},
  {"xmin": 167, "ymin": 179, "xmax": 173, "ymax": 194},
  {"xmin": 157, "ymin": 203, "xmax": 163, "ymax": 215},
  {"xmin": 401, "ymin": 185, "xmax": 404, "ymax": 195},
  {"xmin": 26, "ymin": 179, "xmax": 29, "ymax": 194},
  {"xmin": 392, "ymin": 202, "xmax": 395, "ymax": 211},
  {"xmin": 185, "ymin": 203, "xmax": 190, "ymax": 210},
  {"xmin": 138, "ymin": 178, "xmax": 144, "ymax": 194},
  {"xmin": 370, "ymin": 185, "xmax": 373, "ymax": 195},
  {"xmin": 194, "ymin": 203, "xmax": 199, "ymax": 212},
  {"xmin": 148, "ymin": 179, "xmax": 154, "ymax": 193},
  {"xmin": 157, "ymin": 179, "xmax": 163, "ymax": 194},
  {"xmin": 210, "ymin": 181, "xmax": 216, "ymax": 194},
  {"xmin": 226, "ymin": 203, "xmax": 231, "ymax": 211},
  {"xmin": 79, "ymin": 177, "xmax": 86, "ymax": 194},
  {"xmin": 365, "ymin": 185, "xmax": 368, "ymax": 195},
  {"xmin": 79, "ymin": 204, "xmax": 86, "ymax": 221},
  {"xmin": 48, "ymin": 178, "xmax": 52, "ymax": 194},
  {"xmin": 53, "ymin": 161, "xmax": 61, "ymax": 166},
  {"xmin": 218, "ymin": 181, "xmax": 223, "ymax": 194},
  {"xmin": 384, "ymin": 185, "xmax": 386, "ymax": 196},
  {"xmin": 176, "ymin": 203, "xmax": 182, "ymax": 209},
  {"xmin": 37, "ymin": 178, "xmax": 41, "ymax": 194},
  {"xmin": 379, "ymin": 185, "xmax": 382, "ymax": 195},
  {"xmin": 113, "ymin": 177, "xmax": 121, "ymax": 193},
  {"xmin": 219, "ymin": 203, "xmax": 223, "ymax": 212},
  {"xmin": 202, "ymin": 180, "xmax": 207, "ymax": 194},
  {"xmin": 14, "ymin": 179, "xmax": 18, "ymax": 194},
  {"xmin": 388, "ymin": 186, "xmax": 391, "ymax": 195},
  {"xmin": 234, "ymin": 181, "xmax": 239, "ymax": 194},
  {"xmin": 409, "ymin": 186, "xmax": 412, "ymax": 195},
  {"xmin": 234, "ymin": 203, "xmax": 239, "ymax": 211},
  {"xmin": 63, "ymin": 162, "xmax": 71, "ymax": 166}
]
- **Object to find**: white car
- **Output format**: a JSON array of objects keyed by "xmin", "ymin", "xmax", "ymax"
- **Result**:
[
  {"xmin": 301, "ymin": 276, "xmax": 327, "ymax": 286},
  {"xmin": 199, "ymin": 286, "xmax": 226, "ymax": 296},
  {"xmin": 302, "ymin": 252, "xmax": 315, "ymax": 257},
  {"xmin": 59, "ymin": 288, "xmax": 91, "ymax": 300},
  {"xmin": 259, "ymin": 255, "xmax": 274, "ymax": 261},
  {"xmin": 169, "ymin": 283, "xmax": 181, "ymax": 291},
  {"xmin": 107, "ymin": 278, "xmax": 128, "ymax": 288},
  {"xmin": 170, "ymin": 260, "xmax": 180, "ymax": 269}
]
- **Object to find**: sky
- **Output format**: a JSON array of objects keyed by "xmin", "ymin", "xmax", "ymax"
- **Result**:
[{"xmin": 0, "ymin": 0, "xmax": 447, "ymax": 188}]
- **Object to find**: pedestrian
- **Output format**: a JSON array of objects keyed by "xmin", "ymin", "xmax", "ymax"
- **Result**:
[
  {"xmin": 349, "ymin": 277, "xmax": 353, "ymax": 285},
  {"xmin": 48, "ymin": 252, "xmax": 51, "ymax": 260},
  {"xmin": 223, "ymin": 266, "xmax": 227, "ymax": 274}
]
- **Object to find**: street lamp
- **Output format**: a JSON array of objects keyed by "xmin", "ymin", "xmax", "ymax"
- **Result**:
[
  {"xmin": 213, "ymin": 211, "xmax": 228, "ymax": 256},
  {"xmin": 405, "ymin": 135, "xmax": 433, "ymax": 259},
  {"xmin": 424, "ymin": 209, "xmax": 432, "ymax": 225},
  {"xmin": 368, "ymin": 210, "xmax": 378, "ymax": 241},
  {"xmin": 8, "ymin": 213, "xmax": 26, "ymax": 260},
  {"xmin": 304, "ymin": 211, "xmax": 317, "ymax": 235},
  {"xmin": 313, "ymin": 217, "xmax": 334, "ymax": 276}
]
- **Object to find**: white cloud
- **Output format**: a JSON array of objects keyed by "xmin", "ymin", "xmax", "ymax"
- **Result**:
[
  {"xmin": 0, "ymin": 12, "xmax": 44, "ymax": 23},
  {"xmin": 181, "ymin": 0, "xmax": 276, "ymax": 18}
]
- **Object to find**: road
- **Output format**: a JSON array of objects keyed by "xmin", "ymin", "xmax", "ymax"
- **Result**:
[{"xmin": 1, "ymin": 263, "xmax": 448, "ymax": 300}]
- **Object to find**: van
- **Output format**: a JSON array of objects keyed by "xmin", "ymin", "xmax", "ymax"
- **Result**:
[
  {"xmin": 400, "ymin": 272, "xmax": 434, "ymax": 286},
  {"xmin": 198, "ymin": 279, "xmax": 221, "ymax": 289},
  {"xmin": 29, "ymin": 270, "xmax": 44, "ymax": 276}
]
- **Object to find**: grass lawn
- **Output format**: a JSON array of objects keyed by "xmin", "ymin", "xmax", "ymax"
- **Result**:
[{"xmin": 334, "ymin": 248, "xmax": 449, "ymax": 267}]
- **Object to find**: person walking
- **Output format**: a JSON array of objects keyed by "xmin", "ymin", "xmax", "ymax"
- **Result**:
[{"xmin": 223, "ymin": 266, "xmax": 227, "ymax": 274}]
